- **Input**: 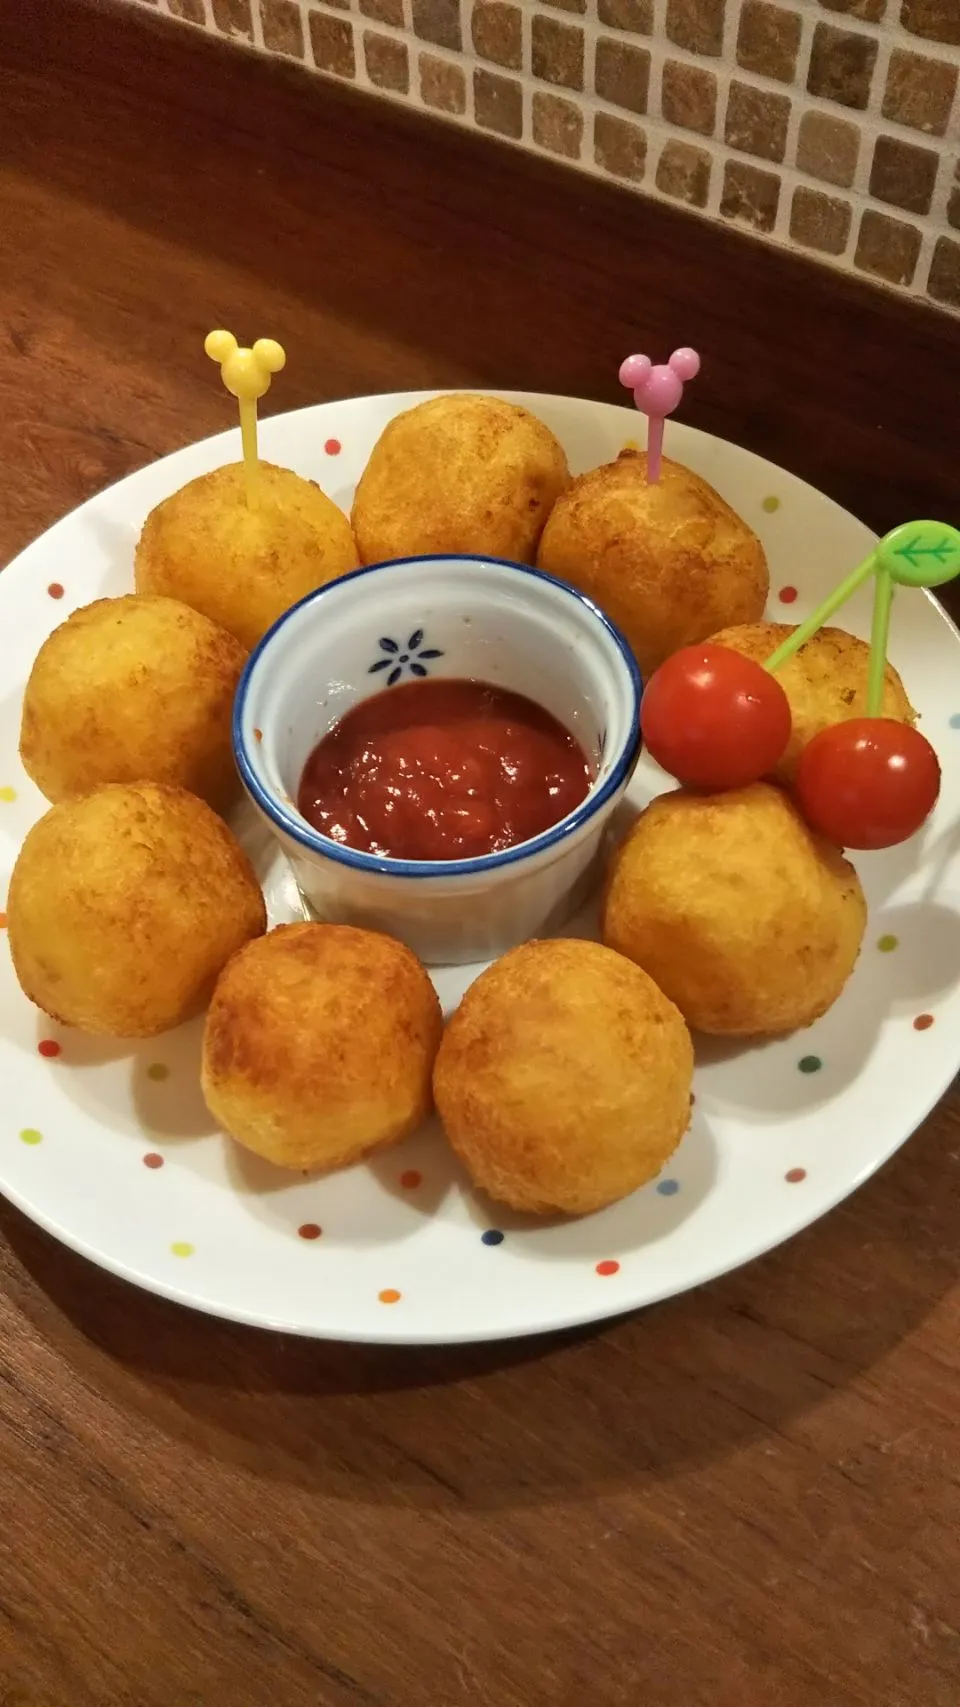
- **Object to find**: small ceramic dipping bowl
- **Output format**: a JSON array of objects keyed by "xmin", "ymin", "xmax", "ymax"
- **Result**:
[{"xmin": 234, "ymin": 554, "xmax": 642, "ymax": 966}]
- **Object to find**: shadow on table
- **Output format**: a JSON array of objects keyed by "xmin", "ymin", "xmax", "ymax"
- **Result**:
[{"xmin": 2, "ymin": 1085, "xmax": 958, "ymax": 1516}]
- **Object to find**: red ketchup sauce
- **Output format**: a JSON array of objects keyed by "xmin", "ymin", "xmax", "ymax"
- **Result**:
[{"xmin": 298, "ymin": 678, "xmax": 593, "ymax": 863}]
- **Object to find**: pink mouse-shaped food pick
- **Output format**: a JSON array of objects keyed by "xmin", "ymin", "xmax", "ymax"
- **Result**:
[{"xmin": 619, "ymin": 348, "xmax": 701, "ymax": 484}]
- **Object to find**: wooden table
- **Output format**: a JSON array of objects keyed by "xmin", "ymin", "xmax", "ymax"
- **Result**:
[{"xmin": 1, "ymin": 6, "xmax": 958, "ymax": 1703}]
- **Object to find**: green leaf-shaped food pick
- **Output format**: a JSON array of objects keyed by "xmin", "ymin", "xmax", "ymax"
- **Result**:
[
  {"xmin": 864, "ymin": 522, "xmax": 960, "ymax": 713},
  {"xmin": 875, "ymin": 520, "xmax": 960, "ymax": 589},
  {"xmin": 765, "ymin": 520, "xmax": 960, "ymax": 714}
]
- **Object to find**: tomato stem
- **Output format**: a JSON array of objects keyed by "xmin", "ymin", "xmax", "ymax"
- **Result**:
[
  {"xmin": 764, "ymin": 551, "xmax": 879, "ymax": 674},
  {"xmin": 867, "ymin": 566, "xmax": 894, "ymax": 717}
]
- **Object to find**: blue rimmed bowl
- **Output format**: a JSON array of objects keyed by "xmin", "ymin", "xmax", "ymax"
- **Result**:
[{"xmin": 234, "ymin": 554, "xmax": 642, "ymax": 965}]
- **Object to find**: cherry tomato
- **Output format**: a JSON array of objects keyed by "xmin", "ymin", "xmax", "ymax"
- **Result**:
[
  {"xmin": 795, "ymin": 718, "xmax": 940, "ymax": 850},
  {"xmin": 640, "ymin": 643, "xmax": 792, "ymax": 790}
]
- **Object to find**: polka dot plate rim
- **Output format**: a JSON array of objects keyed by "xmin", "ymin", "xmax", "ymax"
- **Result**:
[{"xmin": 2, "ymin": 390, "xmax": 960, "ymax": 1345}]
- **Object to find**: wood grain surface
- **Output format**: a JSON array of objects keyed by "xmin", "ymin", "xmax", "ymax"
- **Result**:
[{"xmin": 0, "ymin": 5, "xmax": 958, "ymax": 1703}]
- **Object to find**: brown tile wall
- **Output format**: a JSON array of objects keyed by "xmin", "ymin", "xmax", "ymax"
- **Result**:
[{"xmin": 124, "ymin": 0, "xmax": 960, "ymax": 314}]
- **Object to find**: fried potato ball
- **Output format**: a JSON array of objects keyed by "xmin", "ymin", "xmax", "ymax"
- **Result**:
[
  {"xmin": 537, "ymin": 451, "xmax": 768, "ymax": 678},
  {"xmin": 602, "ymin": 783, "xmax": 866, "ymax": 1037},
  {"xmin": 134, "ymin": 462, "xmax": 358, "ymax": 650},
  {"xmin": 7, "ymin": 783, "xmax": 265, "ymax": 1038},
  {"xmin": 708, "ymin": 621, "xmax": 916, "ymax": 784},
  {"xmin": 351, "ymin": 393, "xmax": 569, "ymax": 565},
  {"xmin": 433, "ymin": 938, "xmax": 693, "ymax": 1216},
  {"xmin": 201, "ymin": 923, "xmax": 443, "ymax": 1172},
  {"xmin": 19, "ymin": 595, "xmax": 247, "ymax": 813}
]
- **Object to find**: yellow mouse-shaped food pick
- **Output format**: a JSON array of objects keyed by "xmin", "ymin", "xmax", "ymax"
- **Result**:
[
  {"xmin": 134, "ymin": 331, "xmax": 358, "ymax": 646},
  {"xmin": 204, "ymin": 330, "xmax": 286, "ymax": 506}
]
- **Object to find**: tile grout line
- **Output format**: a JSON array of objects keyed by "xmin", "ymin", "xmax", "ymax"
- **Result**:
[
  {"xmin": 315, "ymin": 13, "xmax": 960, "ymax": 161},
  {"xmin": 520, "ymin": 0, "xmax": 533, "ymax": 150},
  {"xmin": 800, "ymin": 0, "xmax": 960, "ymax": 68},
  {"xmin": 407, "ymin": 20, "xmax": 956, "ymax": 238},
  {"xmin": 293, "ymin": 1, "xmax": 960, "ymax": 169},
  {"xmin": 459, "ymin": 0, "xmax": 477, "ymax": 124},
  {"xmin": 130, "ymin": 0, "xmax": 960, "ymax": 315},
  {"xmin": 299, "ymin": 0, "xmax": 317, "ymax": 69},
  {"xmin": 709, "ymin": 0, "xmax": 738, "ymax": 221},
  {"xmin": 775, "ymin": 0, "xmax": 817, "ymax": 250}
]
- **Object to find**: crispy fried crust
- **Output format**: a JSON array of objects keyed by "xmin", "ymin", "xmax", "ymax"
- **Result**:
[
  {"xmin": 433, "ymin": 937, "xmax": 693, "ymax": 1216},
  {"xmin": 202, "ymin": 922, "xmax": 443, "ymax": 1172},
  {"xmin": 7, "ymin": 783, "xmax": 266, "ymax": 1037},
  {"xmin": 602, "ymin": 782, "xmax": 867, "ymax": 1036},
  {"xmin": 19, "ymin": 595, "xmax": 247, "ymax": 813},
  {"xmin": 351, "ymin": 394, "xmax": 570, "ymax": 565},
  {"xmin": 135, "ymin": 462, "xmax": 358, "ymax": 649},
  {"xmin": 537, "ymin": 451, "xmax": 768, "ymax": 677}
]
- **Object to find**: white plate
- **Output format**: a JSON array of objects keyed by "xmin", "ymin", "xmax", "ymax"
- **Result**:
[{"xmin": 2, "ymin": 391, "xmax": 959, "ymax": 1344}]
